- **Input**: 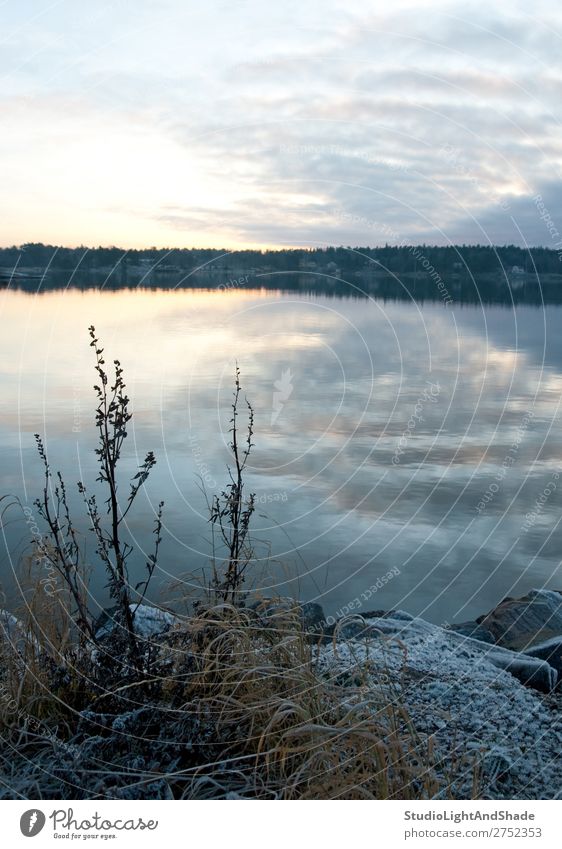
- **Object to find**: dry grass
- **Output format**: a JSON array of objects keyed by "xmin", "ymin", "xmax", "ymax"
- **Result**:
[
  {"xmin": 1, "ymin": 554, "xmax": 79, "ymax": 723},
  {"xmin": 153, "ymin": 603, "xmax": 443, "ymax": 799},
  {"xmin": 0, "ymin": 591, "xmax": 475, "ymax": 799}
]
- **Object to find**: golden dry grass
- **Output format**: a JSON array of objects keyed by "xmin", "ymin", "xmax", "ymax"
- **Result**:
[
  {"xmin": 0, "ymin": 589, "xmax": 477, "ymax": 799},
  {"xmin": 158, "ymin": 603, "xmax": 445, "ymax": 799}
]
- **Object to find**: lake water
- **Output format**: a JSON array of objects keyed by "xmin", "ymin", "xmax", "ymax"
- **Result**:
[{"xmin": 1, "ymin": 285, "xmax": 562, "ymax": 624}]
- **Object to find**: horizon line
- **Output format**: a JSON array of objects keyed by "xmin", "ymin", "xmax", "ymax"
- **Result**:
[{"xmin": 0, "ymin": 242, "xmax": 559, "ymax": 253}]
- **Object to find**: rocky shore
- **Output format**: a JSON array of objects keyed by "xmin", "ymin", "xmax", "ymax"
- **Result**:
[
  {"xmin": 227, "ymin": 589, "xmax": 562, "ymax": 798},
  {"xmin": 1, "ymin": 588, "xmax": 562, "ymax": 799},
  {"xmin": 315, "ymin": 589, "xmax": 562, "ymax": 799},
  {"xmin": 99, "ymin": 588, "xmax": 562, "ymax": 798}
]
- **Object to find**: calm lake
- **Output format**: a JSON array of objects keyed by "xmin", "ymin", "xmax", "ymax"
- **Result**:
[{"xmin": 1, "ymin": 285, "xmax": 561, "ymax": 624}]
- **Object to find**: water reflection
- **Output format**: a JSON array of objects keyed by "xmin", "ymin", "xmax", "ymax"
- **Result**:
[{"xmin": 1, "ymin": 286, "xmax": 561, "ymax": 623}]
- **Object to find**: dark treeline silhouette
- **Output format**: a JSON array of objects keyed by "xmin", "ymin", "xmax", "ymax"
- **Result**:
[
  {"xmin": 2, "ymin": 241, "xmax": 562, "ymax": 272},
  {"xmin": 2, "ymin": 242, "xmax": 562, "ymax": 305}
]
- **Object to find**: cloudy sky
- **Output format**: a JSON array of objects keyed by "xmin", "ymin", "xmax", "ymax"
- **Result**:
[{"xmin": 1, "ymin": 0, "xmax": 562, "ymax": 249}]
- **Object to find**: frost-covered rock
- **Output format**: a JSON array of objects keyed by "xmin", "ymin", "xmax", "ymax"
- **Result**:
[
  {"xmin": 522, "ymin": 637, "xmax": 562, "ymax": 679},
  {"xmin": 0, "ymin": 608, "xmax": 43, "ymax": 658},
  {"xmin": 330, "ymin": 609, "xmax": 414, "ymax": 639},
  {"xmin": 327, "ymin": 613, "xmax": 557, "ymax": 691},
  {"xmin": 131, "ymin": 604, "xmax": 179, "ymax": 638},
  {"xmin": 95, "ymin": 604, "xmax": 179, "ymax": 640},
  {"xmin": 0, "ymin": 609, "xmax": 25, "ymax": 650},
  {"xmin": 319, "ymin": 614, "xmax": 562, "ymax": 799}
]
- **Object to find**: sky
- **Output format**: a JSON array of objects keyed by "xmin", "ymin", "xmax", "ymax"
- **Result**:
[{"xmin": 1, "ymin": 0, "xmax": 562, "ymax": 249}]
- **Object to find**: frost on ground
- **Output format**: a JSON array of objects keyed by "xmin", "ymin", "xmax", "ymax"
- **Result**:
[
  {"xmin": 319, "ymin": 614, "xmax": 562, "ymax": 799},
  {"xmin": 2, "ymin": 600, "xmax": 562, "ymax": 799}
]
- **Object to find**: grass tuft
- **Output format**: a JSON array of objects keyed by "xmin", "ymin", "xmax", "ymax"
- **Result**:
[{"xmin": 0, "ymin": 598, "xmax": 466, "ymax": 799}]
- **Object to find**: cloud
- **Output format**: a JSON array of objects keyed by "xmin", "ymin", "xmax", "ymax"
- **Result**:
[{"xmin": 2, "ymin": 1, "xmax": 562, "ymax": 247}]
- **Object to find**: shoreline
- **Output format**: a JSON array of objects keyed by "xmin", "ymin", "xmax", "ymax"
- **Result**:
[{"xmin": 1, "ymin": 587, "xmax": 561, "ymax": 800}]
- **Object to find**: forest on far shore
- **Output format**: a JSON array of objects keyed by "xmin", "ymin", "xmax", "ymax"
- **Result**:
[{"xmin": 1, "ymin": 242, "xmax": 562, "ymax": 276}]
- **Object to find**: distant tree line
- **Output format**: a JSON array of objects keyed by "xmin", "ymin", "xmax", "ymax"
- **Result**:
[{"xmin": 1, "ymin": 242, "xmax": 561, "ymax": 276}]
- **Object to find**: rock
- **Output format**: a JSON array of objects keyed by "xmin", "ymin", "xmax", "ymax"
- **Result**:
[
  {"xmin": 332, "ymin": 612, "xmax": 557, "ymax": 692},
  {"xmin": 319, "ymin": 619, "xmax": 562, "ymax": 798},
  {"xmin": 476, "ymin": 589, "xmax": 562, "ymax": 650},
  {"xmin": 327, "ymin": 613, "xmax": 406, "ymax": 641},
  {"xmin": 480, "ymin": 747, "xmax": 518, "ymax": 787},
  {"xmin": 301, "ymin": 602, "xmax": 326, "ymax": 631},
  {"xmin": 379, "ymin": 609, "xmax": 414, "ymax": 622},
  {"xmin": 0, "ymin": 609, "xmax": 27, "ymax": 653},
  {"xmin": 447, "ymin": 621, "xmax": 495, "ymax": 643},
  {"xmin": 0, "ymin": 608, "xmax": 43, "ymax": 658},
  {"xmin": 95, "ymin": 604, "xmax": 179, "ymax": 640},
  {"xmin": 326, "ymin": 608, "xmax": 414, "ymax": 639},
  {"xmin": 362, "ymin": 608, "xmax": 394, "ymax": 620},
  {"xmin": 479, "ymin": 645, "xmax": 556, "ymax": 693},
  {"xmin": 131, "ymin": 605, "xmax": 179, "ymax": 638},
  {"xmin": 330, "ymin": 617, "xmax": 377, "ymax": 640},
  {"xmin": 521, "ymin": 637, "xmax": 562, "ymax": 680},
  {"xmin": 248, "ymin": 598, "xmax": 326, "ymax": 632}
]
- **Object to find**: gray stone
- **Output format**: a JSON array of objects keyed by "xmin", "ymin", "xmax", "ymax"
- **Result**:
[
  {"xmin": 332, "ymin": 612, "xmax": 557, "ymax": 692},
  {"xmin": 330, "ymin": 618, "xmax": 379, "ymax": 640},
  {"xmin": 248, "ymin": 598, "xmax": 326, "ymax": 632},
  {"xmin": 94, "ymin": 604, "xmax": 178, "ymax": 640},
  {"xmin": 479, "ymin": 646, "xmax": 556, "ymax": 693},
  {"xmin": 327, "ymin": 608, "xmax": 414, "ymax": 638},
  {"xmin": 521, "ymin": 637, "xmax": 562, "ymax": 680},
  {"xmin": 301, "ymin": 602, "xmax": 326, "ymax": 631},
  {"xmin": 476, "ymin": 589, "xmax": 562, "ymax": 650},
  {"xmin": 448, "ymin": 621, "xmax": 495, "ymax": 643}
]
